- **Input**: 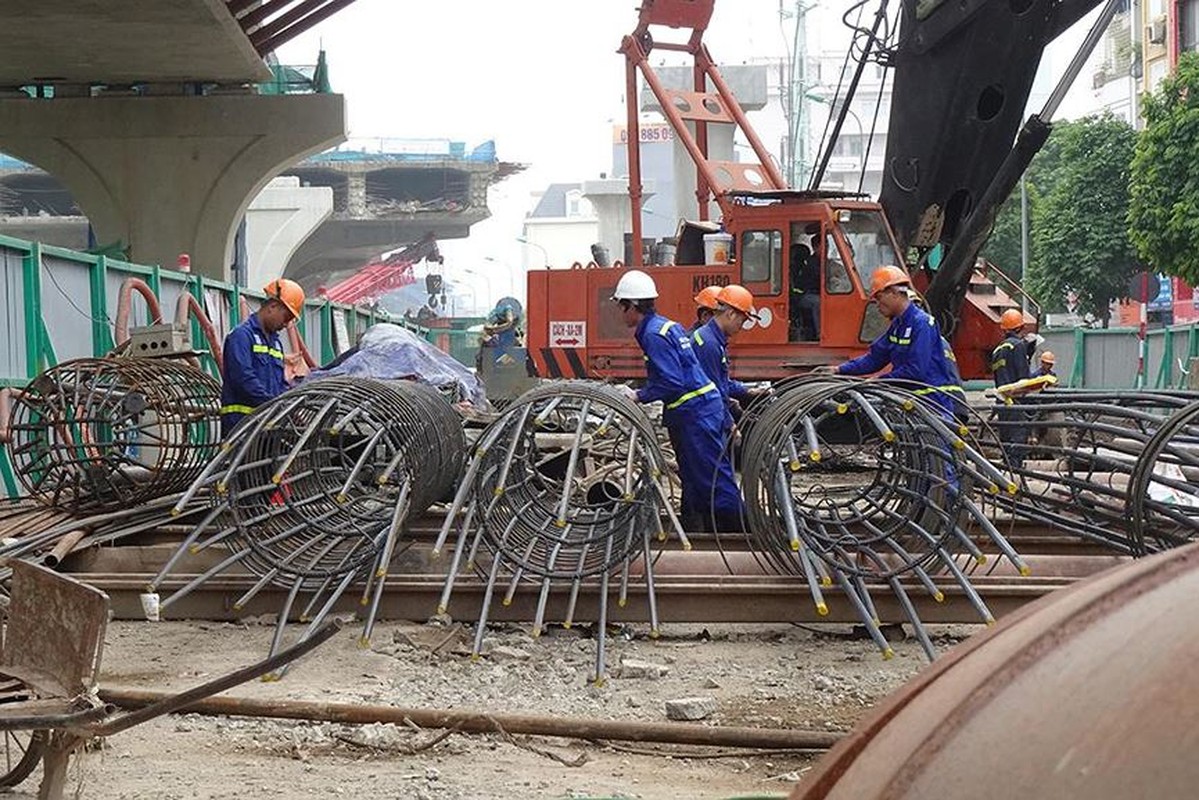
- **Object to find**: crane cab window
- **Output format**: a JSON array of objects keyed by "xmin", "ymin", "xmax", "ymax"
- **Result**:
[
  {"xmin": 834, "ymin": 210, "xmax": 902, "ymax": 292},
  {"xmin": 739, "ymin": 230, "xmax": 782, "ymax": 294},
  {"xmin": 825, "ymin": 233, "xmax": 853, "ymax": 295}
]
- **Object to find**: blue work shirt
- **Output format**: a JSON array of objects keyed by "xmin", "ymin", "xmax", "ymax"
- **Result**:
[
  {"xmin": 837, "ymin": 302, "xmax": 966, "ymax": 418},
  {"xmin": 220, "ymin": 313, "xmax": 287, "ymax": 437},
  {"xmin": 634, "ymin": 312, "xmax": 718, "ymax": 421},
  {"xmin": 990, "ymin": 333, "xmax": 1033, "ymax": 388},
  {"xmin": 692, "ymin": 318, "xmax": 749, "ymax": 426}
]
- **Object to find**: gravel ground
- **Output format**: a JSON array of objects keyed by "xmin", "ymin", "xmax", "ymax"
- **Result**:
[{"xmin": 6, "ymin": 619, "xmax": 977, "ymax": 799}]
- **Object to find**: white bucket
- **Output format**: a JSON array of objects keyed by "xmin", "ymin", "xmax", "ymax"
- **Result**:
[{"xmin": 703, "ymin": 232, "xmax": 733, "ymax": 265}]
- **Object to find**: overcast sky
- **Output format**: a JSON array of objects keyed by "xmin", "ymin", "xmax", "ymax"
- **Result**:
[{"xmin": 275, "ymin": 1, "xmax": 1107, "ymax": 311}]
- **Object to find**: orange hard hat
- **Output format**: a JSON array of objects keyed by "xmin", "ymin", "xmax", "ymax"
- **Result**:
[
  {"xmin": 717, "ymin": 284, "xmax": 759, "ymax": 319},
  {"xmin": 869, "ymin": 265, "xmax": 910, "ymax": 297},
  {"xmin": 1000, "ymin": 308, "xmax": 1024, "ymax": 331},
  {"xmin": 1040, "ymin": 350, "xmax": 1056, "ymax": 365},
  {"xmin": 263, "ymin": 278, "xmax": 305, "ymax": 319},
  {"xmin": 694, "ymin": 285, "xmax": 722, "ymax": 310}
]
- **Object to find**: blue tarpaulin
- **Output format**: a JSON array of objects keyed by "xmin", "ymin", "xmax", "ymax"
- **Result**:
[{"xmin": 306, "ymin": 323, "xmax": 490, "ymax": 410}]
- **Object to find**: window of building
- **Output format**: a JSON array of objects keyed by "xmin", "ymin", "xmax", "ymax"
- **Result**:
[{"xmin": 565, "ymin": 189, "xmax": 582, "ymax": 217}]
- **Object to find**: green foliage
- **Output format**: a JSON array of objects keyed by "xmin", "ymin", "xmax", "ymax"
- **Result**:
[
  {"xmin": 980, "ymin": 194, "xmax": 1023, "ymax": 281},
  {"xmin": 980, "ymin": 130, "xmax": 1060, "ymax": 285},
  {"xmin": 1027, "ymin": 116, "xmax": 1139, "ymax": 322},
  {"xmin": 1129, "ymin": 52, "xmax": 1199, "ymax": 284}
]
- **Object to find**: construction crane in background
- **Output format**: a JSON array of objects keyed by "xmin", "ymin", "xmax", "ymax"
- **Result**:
[{"xmin": 317, "ymin": 233, "xmax": 442, "ymax": 306}]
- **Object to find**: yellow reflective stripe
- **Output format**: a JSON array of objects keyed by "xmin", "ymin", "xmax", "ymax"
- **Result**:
[
  {"xmin": 693, "ymin": 330, "xmax": 705, "ymax": 346},
  {"xmin": 665, "ymin": 382, "xmax": 717, "ymax": 410},
  {"xmin": 251, "ymin": 344, "xmax": 285, "ymax": 359},
  {"xmin": 994, "ymin": 341, "xmax": 1015, "ymax": 352},
  {"xmin": 221, "ymin": 404, "xmax": 255, "ymax": 415},
  {"xmin": 991, "ymin": 357, "xmax": 1007, "ymax": 369},
  {"xmin": 888, "ymin": 335, "xmax": 911, "ymax": 345},
  {"xmin": 658, "ymin": 320, "xmax": 675, "ymax": 336},
  {"xmin": 913, "ymin": 385, "xmax": 966, "ymax": 396}
]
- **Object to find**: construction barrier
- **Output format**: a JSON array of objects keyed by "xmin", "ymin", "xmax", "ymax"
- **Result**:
[{"xmin": 0, "ymin": 234, "xmax": 383, "ymax": 498}]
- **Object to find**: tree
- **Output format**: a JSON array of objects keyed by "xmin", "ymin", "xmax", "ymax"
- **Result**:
[
  {"xmin": 1027, "ymin": 115, "xmax": 1139, "ymax": 323},
  {"xmin": 979, "ymin": 128, "xmax": 1061, "ymax": 284},
  {"xmin": 1129, "ymin": 52, "xmax": 1199, "ymax": 283},
  {"xmin": 980, "ymin": 193, "xmax": 1023, "ymax": 281}
]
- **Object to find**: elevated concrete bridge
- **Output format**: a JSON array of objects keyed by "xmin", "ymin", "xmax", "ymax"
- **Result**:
[{"xmin": 0, "ymin": 0, "xmax": 364, "ymax": 280}]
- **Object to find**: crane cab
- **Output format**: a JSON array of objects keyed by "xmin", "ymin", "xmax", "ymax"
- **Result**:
[{"xmin": 526, "ymin": 194, "xmax": 903, "ymax": 382}]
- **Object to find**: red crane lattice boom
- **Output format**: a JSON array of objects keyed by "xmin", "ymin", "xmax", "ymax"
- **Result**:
[{"xmin": 320, "ymin": 234, "xmax": 442, "ymax": 305}]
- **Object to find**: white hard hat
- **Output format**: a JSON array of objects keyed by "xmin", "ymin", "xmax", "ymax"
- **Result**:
[{"xmin": 611, "ymin": 269, "xmax": 658, "ymax": 300}]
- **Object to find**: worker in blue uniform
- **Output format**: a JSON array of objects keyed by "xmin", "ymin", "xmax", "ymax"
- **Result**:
[
  {"xmin": 689, "ymin": 285, "xmax": 722, "ymax": 334},
  {"xmin": 220, "ymin": 278, "xmax": 305, "ymax": 438},
  {"xmin": 691, "ymin": 284, "xmax": 768, "ymax": 428},
  {"xmin": 990, "ymin": 308, "xmax": 1037, "ymax": 467},
  {"xmin": 612, "ymin": 269, "xmax": 745, "ymax": 532},
  {"xmin": 834, "ymin": 266, "xmax": 967, "ymax": 422}
]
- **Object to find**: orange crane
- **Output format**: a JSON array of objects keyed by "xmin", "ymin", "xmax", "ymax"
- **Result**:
[
  {"xmin": 527, "ymin": 0, "xmax": 936, "ymax": 380},
  {"xmin": 525, "ymin": 0, "xmax": 1110, "ymax": 381}
]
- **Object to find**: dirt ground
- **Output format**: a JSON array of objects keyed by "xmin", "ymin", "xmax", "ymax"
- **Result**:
[{"xmin": 8, "ymin": 619, "xmax": 977, "ymax": 799}]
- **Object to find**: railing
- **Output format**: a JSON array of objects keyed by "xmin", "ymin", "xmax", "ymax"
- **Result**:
[
  {"xmin": 975, "ymin": 260, "xmax": 1042, "ymax": 321},
  {"xmin": 0, "ymin": 234, "xmax": 384, "ymax": 498},
  {"xmin": 258, "ymin": 63, "xmax": 329, "ymax": 96}
]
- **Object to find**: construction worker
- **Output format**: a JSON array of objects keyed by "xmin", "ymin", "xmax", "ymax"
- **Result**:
[
  {"xmin": 690, "ymin": 285, "xmax": 722, "ymax": 333},
  {"xmin": 991, "ymin": 308, "xmax": 1036, "ymax": 467},
  {"xmin": 833, "ymin": 266, "xmax": 967, "ymax": 421},
  {"xmin": 612, "ymin": 269, "xmax": 744, "ymax": 532},
  {"xmin": 692, "ymin": 284, "xmax": 768, "ymax": 426},
  {"xmin": 220, "ymin": 278, "xmax": 304, "ymax": 438},
  {"xmin": 1036, "ymin": 350, "xmax": 1057, "ymax": 378}
]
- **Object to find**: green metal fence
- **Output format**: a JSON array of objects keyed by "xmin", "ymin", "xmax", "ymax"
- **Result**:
[
  {"xmin": 0, "ymin": 234, "xmax": 385, "ymax": 498},
  {"xmin": 1040, "ymin": 323, "xmax": 1199, "ymax": 390}
]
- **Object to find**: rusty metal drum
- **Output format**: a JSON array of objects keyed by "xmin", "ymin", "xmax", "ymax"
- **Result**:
[{"xmin": 791, "ymin": 541, "xmax": 1199, "ymax": 799}]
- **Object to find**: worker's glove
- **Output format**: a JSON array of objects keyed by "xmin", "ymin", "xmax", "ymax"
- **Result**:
[
  {"xmin": 810, "ymin": 365, "xmax": 837, "ymax": 376},
  {"xmin": 614, "ymin": 384, "xmax": 639, "ymax": 403},
  {"xmin": 1024, "ymin": 332, "xmax": 1045, "ymax": 347}
]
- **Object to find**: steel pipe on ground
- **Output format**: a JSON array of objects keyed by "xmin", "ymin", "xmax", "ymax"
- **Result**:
[{"xmin": 98, "ymin": 687, "xmax": 843, "ymax": 750}]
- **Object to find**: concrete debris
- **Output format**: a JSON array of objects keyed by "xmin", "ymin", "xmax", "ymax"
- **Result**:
[
  {"xmin": 617, "ymin": 658, "xmax": 670, "ymax": 680},
  {"xmin": 664, "ymin": 696, "xmax": 718, "ymax": 721},
  {"xmin": 489, "ymin": 645, "xmax": 532, "ymax": 662}
]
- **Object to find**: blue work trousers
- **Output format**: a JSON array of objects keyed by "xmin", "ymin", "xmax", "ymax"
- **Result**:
[{"xmin": 665, "ymin": 398, "xmax": 745, "ymax": 532}]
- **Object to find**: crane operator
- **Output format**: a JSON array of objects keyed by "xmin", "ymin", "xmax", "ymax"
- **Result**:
[
  {"xmin": 220, "ymin": 278, "xmax": 305, "ymax": 438},
  {"xmin": 831, "ymin": 266, "xmax": 967, "ymax": 421},
  {"xmin": 612, "ymin": 270, "xmax": 744, "ymax": 533},
  {"xmin": 692, "ymin": 284, "xmax": 769, "ymax": 428}
]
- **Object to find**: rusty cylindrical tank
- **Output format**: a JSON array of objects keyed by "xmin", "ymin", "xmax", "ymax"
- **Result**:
[{"xmin": 791, "ymin": 541, "xmax": 1199, "ymax": 799}]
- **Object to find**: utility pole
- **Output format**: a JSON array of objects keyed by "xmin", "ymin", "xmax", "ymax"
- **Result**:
[
  {"xmin": 780, "ymin": 0, "xmax": 816, "ymax": 188},
  {"xmin": 1020, "ymin": 176, "xmax": 1029, "ymax": 316}
]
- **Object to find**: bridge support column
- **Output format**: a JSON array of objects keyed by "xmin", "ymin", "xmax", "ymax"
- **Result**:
[{"xmin": 0, "ymin": 94, "xmax": 345, "ymax": 280}]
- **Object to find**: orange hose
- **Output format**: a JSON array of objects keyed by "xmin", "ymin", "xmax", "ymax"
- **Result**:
[
  {"xmin": 0, "ymin": 387, "xmax": 22, "ymax": 445},
  {"xmin": 174, "ymin": 294, "xmax": 224, "ymax": 374},
  {"xmin": 113, "ymin": 278, "xmax": 165, "ymax": 345}
]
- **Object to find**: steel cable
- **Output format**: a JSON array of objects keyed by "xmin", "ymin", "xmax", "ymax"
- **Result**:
[
  {"xmin": 6, "ymin": 358, "xmax": 221, "ymax": 513},
  {"xmin": 149, "ymin": 376, "xmax": 465, "ymax": 667},
  {"xmin": 980, "ymin": 389, "xmax": 1199, "ymax": 554},
  {"xmin": 739, "ymin": 377, "xmax": 1022, "ymax": 660},
  {"xmin": 433, "ymin": 381, "xmax": 688, "ymax": 683}
]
